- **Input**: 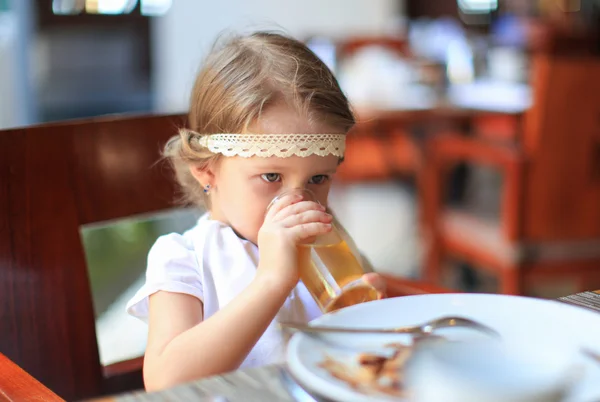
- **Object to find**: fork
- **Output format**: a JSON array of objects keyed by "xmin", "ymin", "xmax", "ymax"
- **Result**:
[{"xmin": 280, "ymin": 316, "xmax": 500, "ymax": 338}]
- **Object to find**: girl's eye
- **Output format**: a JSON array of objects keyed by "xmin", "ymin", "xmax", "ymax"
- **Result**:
[
  {"xmin": 309, "ymin": 175, "xmax": 329, "ymax": 185},
  {"xmin": 261, "ymin": 173, "xmax": 282, "ymax": 183}
]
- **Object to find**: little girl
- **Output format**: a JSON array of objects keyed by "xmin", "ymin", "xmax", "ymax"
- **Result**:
[{"xmin": 126, "ymin": 31, "xmax": 386, "ymax": 391}]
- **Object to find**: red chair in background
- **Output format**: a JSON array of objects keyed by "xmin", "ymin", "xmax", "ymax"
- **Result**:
[{"xmin": 422, "ymin": 53, "xmax": 600, "ymax": 295}]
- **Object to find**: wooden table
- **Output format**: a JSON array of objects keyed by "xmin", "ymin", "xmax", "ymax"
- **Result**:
[
  {"xmin": 92, "ymin": 365, "xmax": 302, "ymax": 402},
  {"xmin": 88, "ymin": 290, "xmax": 600, "ymax": 402},
  {"xmin": 338, "ymin": 94, "xmax": 527, "ymax": 183}
]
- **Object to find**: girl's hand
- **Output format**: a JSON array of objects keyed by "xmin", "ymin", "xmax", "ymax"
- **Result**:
[
  {"xmin": 361, "ymin": 272, "xmax": 387, "ymax": 299},
  {"xmin": 257, "ymin": 193, "xmax": 333, "ymax": 291}
]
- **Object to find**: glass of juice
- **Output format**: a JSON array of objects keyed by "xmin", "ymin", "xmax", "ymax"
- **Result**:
[{"xmin": 267, "ymin": 188, "xmax": 381, "ymax": 313}]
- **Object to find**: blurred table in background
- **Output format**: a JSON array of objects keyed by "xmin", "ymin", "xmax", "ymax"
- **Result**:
[{"xmin": 337, "ymin": 81, "xmax": 530, "ymax": 182}]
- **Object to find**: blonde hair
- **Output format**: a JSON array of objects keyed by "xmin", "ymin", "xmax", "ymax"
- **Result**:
[{"xmin": 164, "ymin": 31, "xmax": 355, "ymax": 207}]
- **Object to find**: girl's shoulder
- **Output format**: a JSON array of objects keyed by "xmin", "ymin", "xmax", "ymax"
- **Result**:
[
  {"xmin": 178, "ymin": 213, "xmax": 231, "ymax": 245},
  {"xmin": 127, "ymin": 213, "xmax": 256, "ymax": 321},
  {"xmin": 149, "ymin": 212, "xmax": 254, "ymax": 263}
]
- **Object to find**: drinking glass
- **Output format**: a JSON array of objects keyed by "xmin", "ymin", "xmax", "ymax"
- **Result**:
[{"xmin": 267, "ymin": 188, "xmax": 380, "ymax": 313}]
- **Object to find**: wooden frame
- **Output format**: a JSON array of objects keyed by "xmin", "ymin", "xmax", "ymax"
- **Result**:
[
  {"xmin": 0, "ymin": 353, "xmax": 63, "ymax": 402},
  {"xmin": 0, "ymin": 113, "xmax": 186, "ymax": 400}
]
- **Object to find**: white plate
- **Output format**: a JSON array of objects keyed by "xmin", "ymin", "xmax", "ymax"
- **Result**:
[{"xmin": 286, "ymin": 294, "xmax": 600, "ymax": 402}]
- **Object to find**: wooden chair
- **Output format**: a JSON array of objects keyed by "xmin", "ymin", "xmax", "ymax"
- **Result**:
[
  {"xmin": 0, "ymin": 112, "xmax": 452, "ymax": 400},
  {"xmin": 334, "ymin": 37, "xmax": 521, "ymax": 183},
  {"xmin": 422, "ymin": 53, "xmax": 600, "ymax": 295},
  {"xmin": 0, "ymin": 353, "xmax": 63, "ymax": 402},
  {"xmin": 0, "ymin": 113, "xmax": 186, "ymax": 400}
]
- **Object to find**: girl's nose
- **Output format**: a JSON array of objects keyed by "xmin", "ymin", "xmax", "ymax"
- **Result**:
[
  {"xmin": 284, "ymin": 182, "xmax": 308, "ymax": 193},
  {"xmin": 280, "ymin": 187, "xmax": 317, "ymax": 202}
]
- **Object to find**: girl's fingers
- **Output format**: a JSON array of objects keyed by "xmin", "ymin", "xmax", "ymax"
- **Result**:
[
  {"xmin": 264, "ymin": 193, "xmax": 302, "ymax": 221},
  {"xmin": 280, "ymin": 210, "xmax": 333, "ymax": 228},
  {"xmin": 289, "ymin": 222, "xmax": 333, "ymax": 242},
  {"xmin": 361, "ymin": 273, "xmax": 387, "ymax": 299},
  {"xmin": 274, "ymin": 200, "xmax": 325, "ymax": 221}
]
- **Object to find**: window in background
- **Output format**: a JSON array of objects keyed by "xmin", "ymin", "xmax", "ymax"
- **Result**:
[
  {"xmin": 81, "ymin": 208, "xmax": 201, "ymax": 365},
  {"xmin": 38, "ymin": 1, "xmax": 153, "ymax": 123},
  {"xmin": 52, "ymin": 0, "xmax": 172, "ymax": 15},
  {"xmin": 85, "ymin": 0, "xmax": 138, "ymax": 14},
  {"xmin": 139, "ymin": 0, "xmax": 172, "ymax": 15},
  {"xmin": 458, "ymin": 0, "xmax": 498, "ymax": 14},
  {"xmin": 457, "ymin": 0, "xmax": 498, "ymax": 25}
]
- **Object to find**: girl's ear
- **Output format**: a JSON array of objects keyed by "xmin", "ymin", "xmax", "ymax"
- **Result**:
[{"xmin": 189, "ymin": 162, "xmax": 215, "ymax": 190}]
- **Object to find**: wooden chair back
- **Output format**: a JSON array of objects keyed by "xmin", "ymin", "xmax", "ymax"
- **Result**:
[
  {"xmin": 421, "ymin": 51, "xmax": 600, "ymax": 294},
  {"xmin": 521, "ymin": 55, "xmax": 600, "ymax": 241},
  {"xmin": 0, "ymin": 353, "xmax": 63, "ymax": 401},
  {"xmin": 0, "ymin": 113, "xmax": 186, "ymax": 400}
]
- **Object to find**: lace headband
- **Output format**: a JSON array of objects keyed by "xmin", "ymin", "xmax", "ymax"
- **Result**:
[{"xmin": 196, "ymin": 133, "xmax": 346, "ymax": 158}]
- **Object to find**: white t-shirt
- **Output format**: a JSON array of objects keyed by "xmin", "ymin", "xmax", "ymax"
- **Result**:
[{"xmin": 126, "ymin": 213, "xmax": 323, "ymax": 368}]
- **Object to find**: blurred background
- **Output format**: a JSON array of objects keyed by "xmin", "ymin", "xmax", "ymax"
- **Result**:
[
  {"xmin": 1, "ymin": 0, "xmax": 535, "ymax": 130},
  {"xmin": 2, "ymin": 0, "xmax": 600, "ymax": 367}
]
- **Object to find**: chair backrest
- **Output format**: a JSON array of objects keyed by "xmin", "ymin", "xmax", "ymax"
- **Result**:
[
  {"xmin": 0, "ymin": 352, "xmax": 63, "ymax": 401},
  {"xmin": 337, "ymin": 36, "xmax": 411, "ymax": 60},
  {"xmin": 521, "ymin": 54, "xmax": 600, "ymax": 241},
  {"xmin": 0, "ymin": 113, "xmax": 186, "ymax": 400}
]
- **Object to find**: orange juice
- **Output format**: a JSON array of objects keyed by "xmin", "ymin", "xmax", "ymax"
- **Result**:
[{"xmin": 297, "ymin": 239, "xmax": 380, "ymax": 312}]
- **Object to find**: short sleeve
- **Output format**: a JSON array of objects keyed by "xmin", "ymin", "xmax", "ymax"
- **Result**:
[{"xmin": 126, "ymin": 233, "xmax": 203, "ymax": 322}]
